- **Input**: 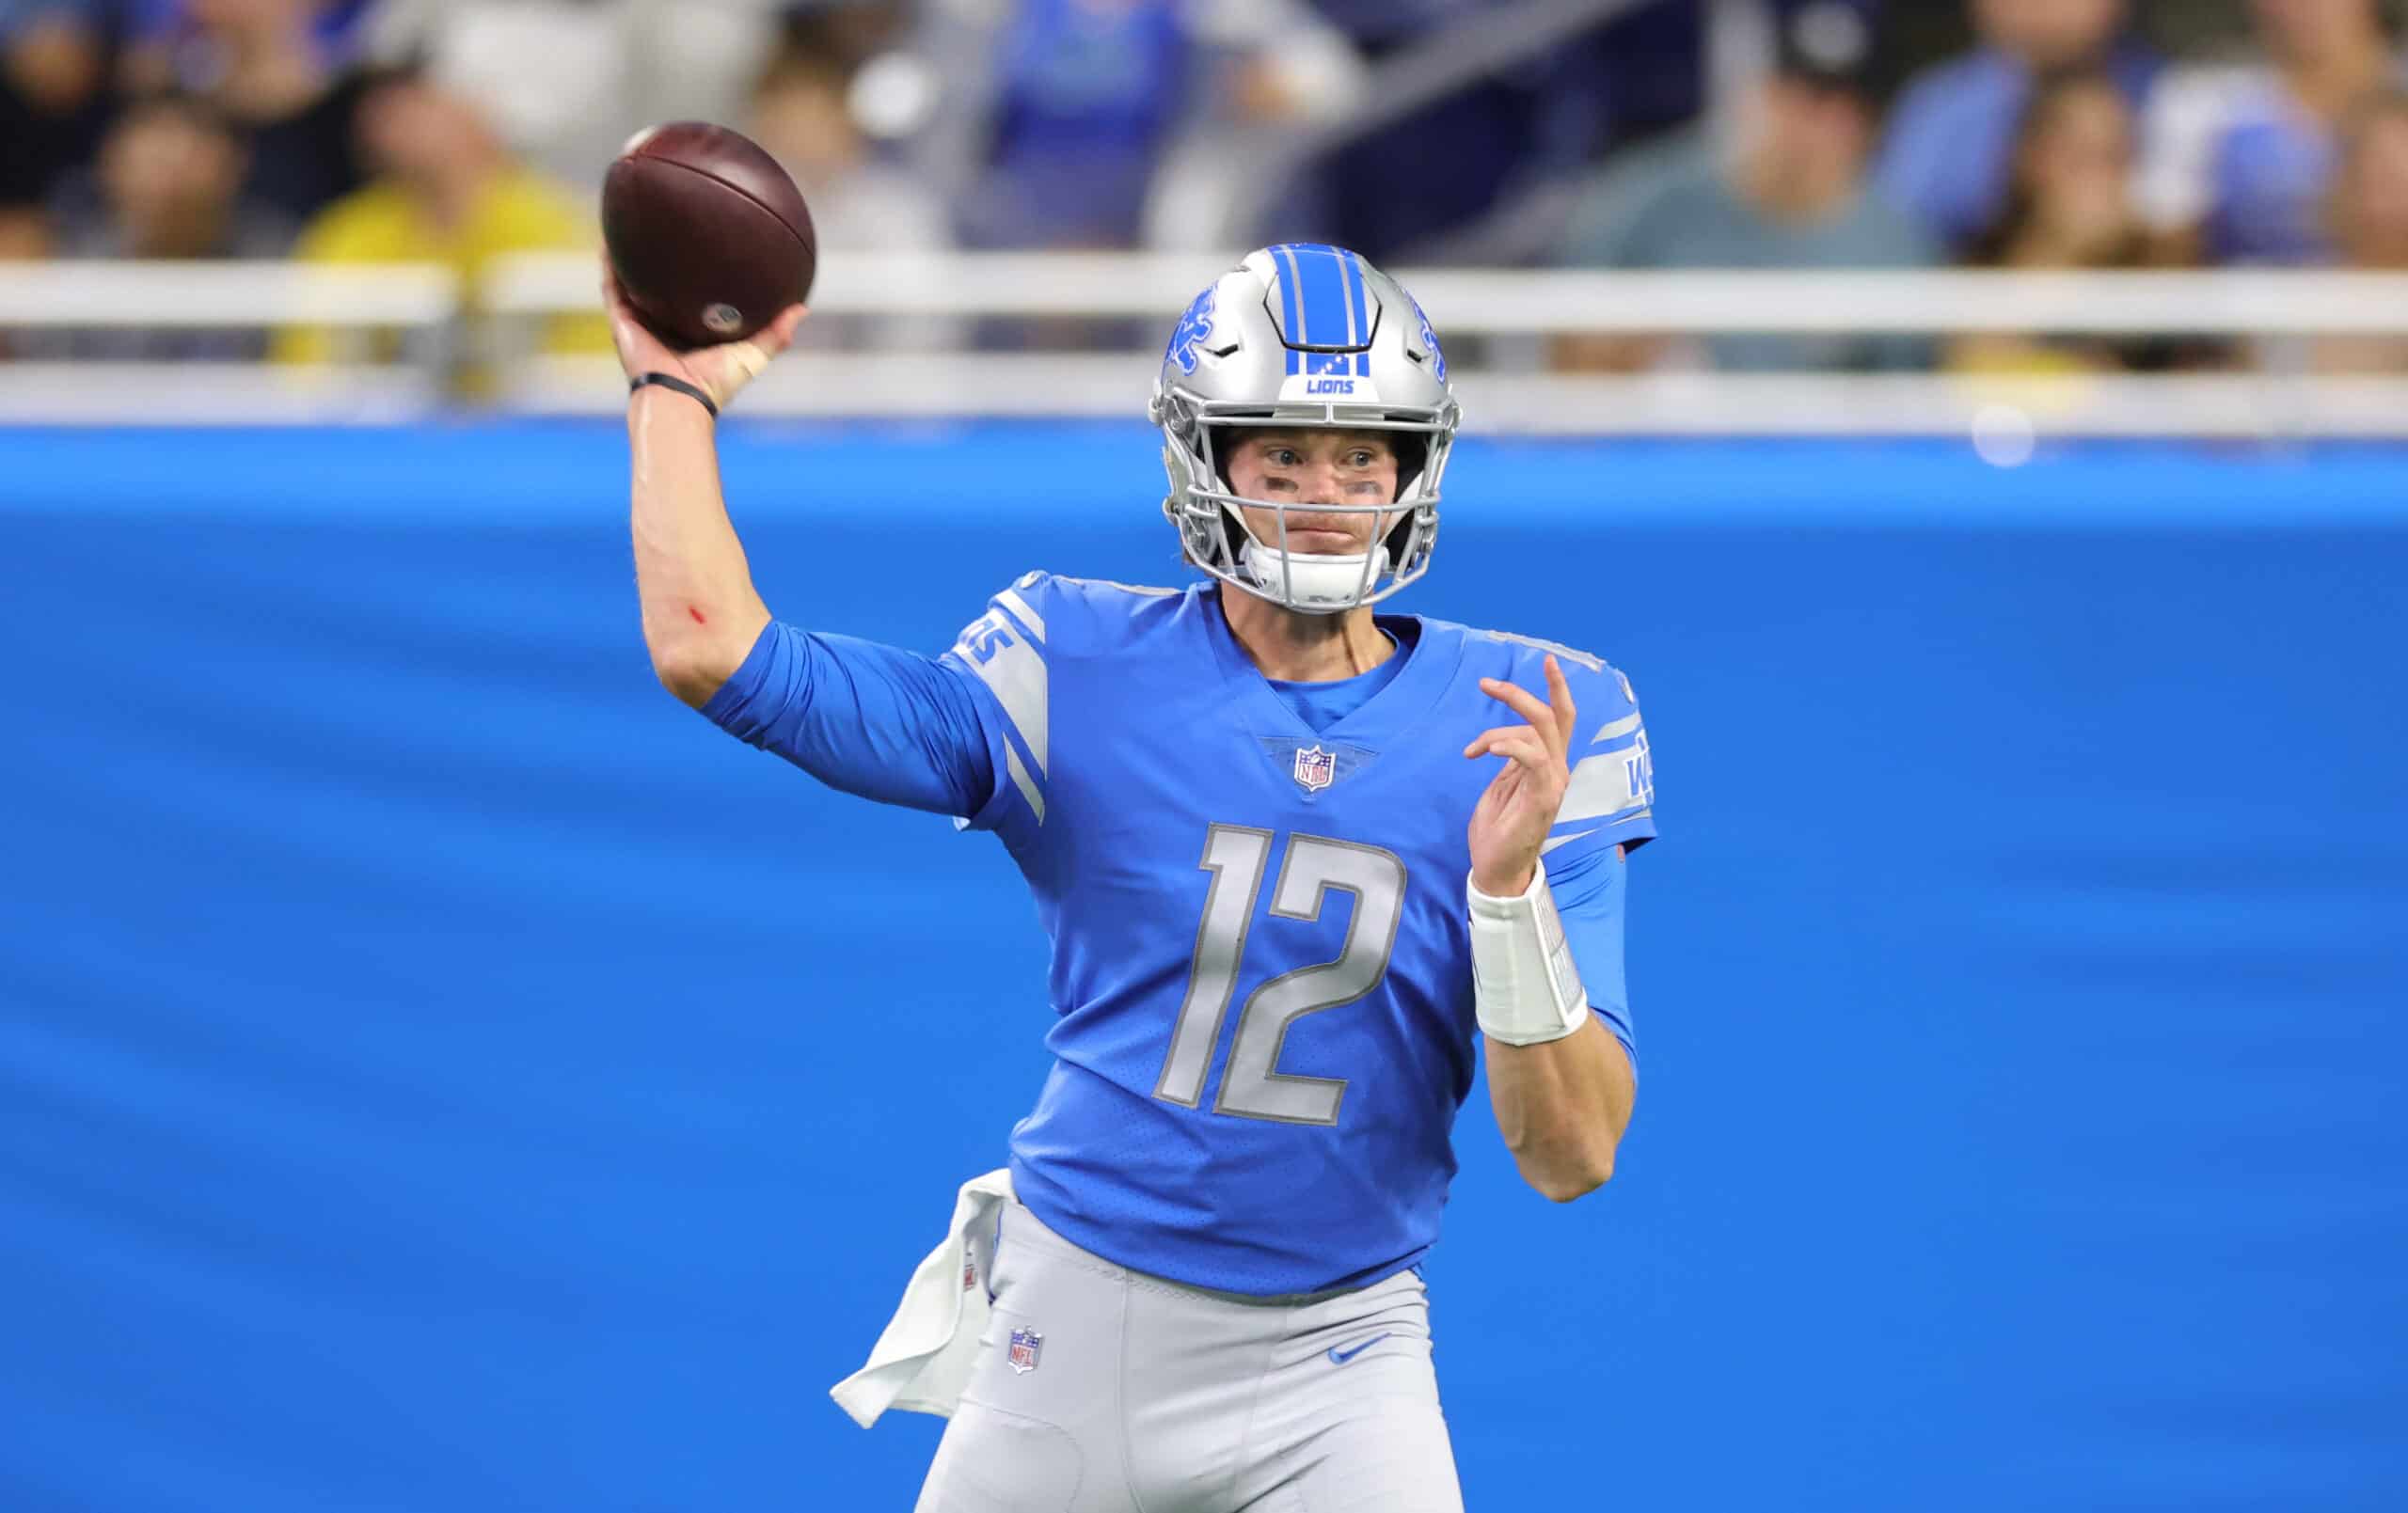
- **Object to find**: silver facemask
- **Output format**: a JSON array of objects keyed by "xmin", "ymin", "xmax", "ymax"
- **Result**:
[{"xmin": 1149, "ymin": 244, "xmax": 1462, "ymax": 614}]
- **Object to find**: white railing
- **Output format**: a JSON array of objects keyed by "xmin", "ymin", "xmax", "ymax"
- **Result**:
[
  {"xmin": 483, "ymin": 254, "xmax": 2408, "ymax": 334},
  {"xmin": 0, "ymin": 260, "xmax": 457, "ymax": 328},
  {"xmin": 0, "ymin": 261, "xmax": 459, "ymax": 421},
  {"xmin": 9, "ymin": 254, "xmax": 2408, "ymax": 437}
]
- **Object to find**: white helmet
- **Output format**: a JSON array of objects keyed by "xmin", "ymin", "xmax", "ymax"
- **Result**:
[{"xmin": 1149, "ymin": 244, "xmax": 1461, "ymax": 614}]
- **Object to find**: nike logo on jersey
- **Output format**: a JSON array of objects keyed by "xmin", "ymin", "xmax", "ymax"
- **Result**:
[{"xmin": 1326, "ymin": 1333, "xmax": 1390, "ymax": 1365}]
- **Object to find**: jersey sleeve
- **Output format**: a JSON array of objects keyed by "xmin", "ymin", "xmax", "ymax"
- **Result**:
[
  {"xmin": 1544, "ymin": 662, "xmax": 1656, "ymax": 871},
  {"xmin": 1548, "ymin": 840, "xmax": 1635, "ymax": 1077},
  {"xmin": 932, "ymin": 574, "xmax": 1059, "ymax": 847},
  {"xmin": 699, "ymin": 614, "xmax": 1022, "ymax": 835}
]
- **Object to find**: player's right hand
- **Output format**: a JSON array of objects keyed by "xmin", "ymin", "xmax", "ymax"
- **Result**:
[{"xmin": 603, "ymin": 256, "xmax": 807, "ymax": 413}]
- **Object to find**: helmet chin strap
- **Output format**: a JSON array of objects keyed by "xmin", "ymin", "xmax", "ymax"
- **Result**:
[{"xmin": 1236, "ymin": 539, "xmax": 1391, "ymax": 614}]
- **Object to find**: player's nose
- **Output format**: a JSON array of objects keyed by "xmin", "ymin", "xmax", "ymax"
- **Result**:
[{"xmin": 1295, "ymin": 465, "xmax": 1349, "ymax": 508}]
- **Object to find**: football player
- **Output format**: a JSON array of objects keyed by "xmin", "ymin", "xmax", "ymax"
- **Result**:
[{"xmin": 609, "ymin": 244, "xmax": 1656, "ymax": 1512}]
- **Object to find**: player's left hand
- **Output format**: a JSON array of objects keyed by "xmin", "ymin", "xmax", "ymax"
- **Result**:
[{"xmin": 1464, "ymin": 654, "xmax": 1576, "ymax": 897}]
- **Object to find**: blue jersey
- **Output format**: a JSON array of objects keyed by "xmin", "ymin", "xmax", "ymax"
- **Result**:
[{"xmin": 705, "ymin": 575, "xmax": 1656, "ymax": 1295}]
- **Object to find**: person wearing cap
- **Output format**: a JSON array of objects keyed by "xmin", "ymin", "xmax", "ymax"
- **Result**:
[{"xmin": 1550, "ymin": 2, "xmax": 1937, "ymax": 373}]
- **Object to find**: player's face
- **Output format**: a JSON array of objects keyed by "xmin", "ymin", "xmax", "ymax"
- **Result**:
[{"xmin": 1222, "ymin": 429, "xmax": 1401, "ymax": 556}]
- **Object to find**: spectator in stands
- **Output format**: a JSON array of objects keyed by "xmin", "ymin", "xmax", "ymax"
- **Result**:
[
  {"xmin": 121, "ymin": 0, "xmax": 371, "ymax": 228},
  {"xmin": 1949, "ymin": 70, "xmax": 2174, "ymax": 375},
  {"xmin": 776, "ymin": 0, "xmax": 912, "ymax": 77},
  {"xmin": 274, "ymin": 68, "xmax": 606, "ymax": 387},
  {"xmin": 748, "ymin": 42, "xmax": 954, "ymax": 349},
  {"xmin": 1550, "ymin": 5, "xmax": 1935, "ymax": 373},
  {"xmin": 956, "ymin": 0, "xmax": 1194, "ymax": 249},
  {"xmin": 351, "ymin": 0, "xmax": 637, "ymax": 195},
  {"xmin": 751, "ymin": 47, "xmax": 947, "ymax": 260},
  {"xmin": 0, "ymin": 0, "xmax": 119, "ymax": 256},
  {"xmin": 1876, "ymin": 0, "xmax": 2160, "ymax": 254},
  {"xmin": 20, "ymin": 88, "xmax": 291, "ymax": 359},
  {"xmin": 2136, "ymin": 0, "xmax": 2402, "ymax": 265},
  {"xmin": 356, "ymin": 0, "xmax": 800, "ymax": 195},
  {"xmin": 2314, "ymin": 88, "xmax": 2408, "ymax": 370},
  {"xmin": 48, "ymin": 87, "xmax": 292, "ymax": 257},
  {"xmin": 1966, "ymin": 71, "xmax": 2147, "ymax": 274},
  {"xmin": 1276, "ymin": 0, "xmax": 1694, "ymax": 264}
]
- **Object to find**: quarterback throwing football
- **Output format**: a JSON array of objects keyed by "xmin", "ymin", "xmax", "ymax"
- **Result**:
[{"xmin": 610, "ymin": 244, "xmax": 1656, "ymax": 1511}]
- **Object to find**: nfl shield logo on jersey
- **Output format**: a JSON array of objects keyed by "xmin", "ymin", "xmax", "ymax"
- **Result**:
[
  {"xmin": 1292, "ymin": 745, "xmax": 1337, "ymax": 792},
  {"xmin": 1007, "ymin": 1327, "xmax": 1043, "ymax": 1375}
]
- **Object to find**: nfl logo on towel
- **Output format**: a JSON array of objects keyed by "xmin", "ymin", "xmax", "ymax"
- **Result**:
[
  {"xmin": 1007, "ymin": 1327, "xmax": 1043, "ymax": 1375},
  {"xmin": 1292, "ymin": 745, "xmax": 1337, "ymax": 793}
]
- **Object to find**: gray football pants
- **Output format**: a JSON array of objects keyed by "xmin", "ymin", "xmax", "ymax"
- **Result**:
[{"xmin": 916, "ymin": 1198, "xmax": 1464, "ymax": 1513}]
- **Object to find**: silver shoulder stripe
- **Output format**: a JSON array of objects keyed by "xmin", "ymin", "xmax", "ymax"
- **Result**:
[
  {"xmin": 1590, "ymin": 712, "xmax": 1642, "ymax": 744},
  {"xmin": 1606, "ymin": 806, "xmax": 1654, "ymax": 827},
  {"xmin": 1541, "ymin": 827, "xmax": 1599, "ymax": 856},
  {"xmin": 1560, "ymin": 752, "xmax": 1640, "ymax": 825},
  {"xmin": 1480, "ymin": 628, "xmax": 1606, "ymax": 673},
  {"xmin": 1004, "ymin": 744, "xmax": 1044, "ymax": 823},
  {"xmin": 996, "ymin": 588, "xmax": 1046, "ymax": 643},
  {"xmin": 1056, "ymin": 575, "xmax": 1179, "ymax": 598},
  {"xmin": 960, "ymin": 620, "xmax": 1048, "ymax": 775}
]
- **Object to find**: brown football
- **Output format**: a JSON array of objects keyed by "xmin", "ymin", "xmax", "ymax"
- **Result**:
[{"xmin": 602, "ymin": 121, "xmax": 816, "ymax": 349}]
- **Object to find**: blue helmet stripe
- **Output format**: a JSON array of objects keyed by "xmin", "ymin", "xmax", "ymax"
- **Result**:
[
  {"xmin": 1268, "ymin": 243, "xmax": 1379, "ymax": 378},
  {"xmin": 1291, "ymin": 245, "xmax": 1350, "ymax": 351},
  {"xmin": 1275, "ymin": 244, "xmax": 1307, "ymax": 375}
]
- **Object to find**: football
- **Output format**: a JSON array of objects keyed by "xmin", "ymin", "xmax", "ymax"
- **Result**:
[{"xmin": 602, "ymin": 121, "xmax": 817, "ymax": 350}]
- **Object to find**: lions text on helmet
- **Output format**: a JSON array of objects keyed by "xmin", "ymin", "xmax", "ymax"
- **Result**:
[{"xmin": 1151, "ymin": 244, "xmax": 1460, "ymax": 615}]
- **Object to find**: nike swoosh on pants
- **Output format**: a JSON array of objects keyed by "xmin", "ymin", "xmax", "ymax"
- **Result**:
[{"xmin": 1325, "ymin": 1333, "xmax": 1391, "ymax": 1365}]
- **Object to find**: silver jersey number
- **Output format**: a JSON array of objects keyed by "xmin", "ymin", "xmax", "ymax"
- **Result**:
[{"xmin": 1151, "ymin": 826, "xmax": 1407, "ymax": 1126}]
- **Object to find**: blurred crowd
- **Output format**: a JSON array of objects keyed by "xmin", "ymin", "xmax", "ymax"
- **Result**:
[
  {"xmin": 1555, "ymin": 0, "xmax": 2408, "ymax": 376},
  {"xmin": 0, "ymin": 0, "xmax": 2402, "ymax": 379}
]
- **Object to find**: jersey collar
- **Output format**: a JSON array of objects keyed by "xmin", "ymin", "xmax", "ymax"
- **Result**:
[{"xmin": 1196, "ymin": 583, "xmax": 1462, "ymax": 749}]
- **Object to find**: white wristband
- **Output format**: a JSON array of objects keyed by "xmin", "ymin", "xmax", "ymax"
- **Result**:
[{"xmin": 1467, "ymin": 861, "xmax": 1591, "ymax": 1046}]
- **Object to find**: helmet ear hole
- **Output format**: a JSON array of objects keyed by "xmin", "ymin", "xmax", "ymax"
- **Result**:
[
  {"xmin": 1213, "ymin": 425, "xmax": 1261, "ymax": 493},
  {"xmin": 1389, "ymin": 433, "xmax": 1429, "ymax": 499}
]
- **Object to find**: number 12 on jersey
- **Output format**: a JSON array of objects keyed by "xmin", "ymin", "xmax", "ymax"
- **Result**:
[{"xmin": 1150, "ymin": 825, "xmax": 1406, "ymax": 1127}]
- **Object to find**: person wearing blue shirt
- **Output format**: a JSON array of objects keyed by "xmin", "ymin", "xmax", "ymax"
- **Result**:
[
  {"xmin": 1875, "ymin": 0, "xmax": 2162, "ymax": 252},
  {"xmin": 605, "ymin": 244, "xmax": 1656, "ymax": 1512},
  {"xmin": 957, "ymin": 0, "xmax": 1192, "ymax": 249},
  {"xmin": 2133, "ymin": 0, "xmax": 2400, "ymax": 265}
]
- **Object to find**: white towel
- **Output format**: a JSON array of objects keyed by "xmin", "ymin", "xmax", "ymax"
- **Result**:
[{"xmin": 829, "ymin": 1167, "xmax": 1016, "ymax": 1429}]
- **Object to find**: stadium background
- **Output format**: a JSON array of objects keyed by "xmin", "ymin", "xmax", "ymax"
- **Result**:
[{"xmin": 6, "ymin": 1, "xmax": 2408, "ymax": 1510}]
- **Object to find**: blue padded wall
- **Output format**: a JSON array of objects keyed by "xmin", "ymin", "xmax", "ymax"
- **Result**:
[{"xmin": 3, "ymin": 424, "xmax": 2402, "ymax": 1510}]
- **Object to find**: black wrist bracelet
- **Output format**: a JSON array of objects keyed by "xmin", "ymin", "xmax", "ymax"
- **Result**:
[{"xmin": 630, "ymin": 371, "xmax": 718, "ymax": 418}]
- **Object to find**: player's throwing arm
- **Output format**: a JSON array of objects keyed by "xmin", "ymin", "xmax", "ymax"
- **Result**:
[{"xmin": 606, "ymin": 258, "xmax": 806, "ymax": 707}]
